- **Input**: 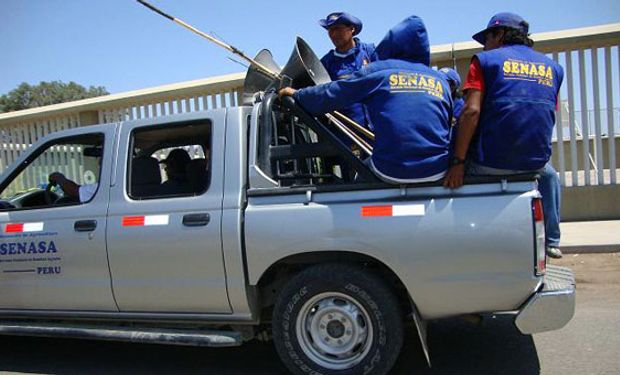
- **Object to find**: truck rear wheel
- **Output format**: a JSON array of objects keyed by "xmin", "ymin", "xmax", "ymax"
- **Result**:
[{"xmin": 272, "ymin": 264, "xmax": 403, "ymax": 375}]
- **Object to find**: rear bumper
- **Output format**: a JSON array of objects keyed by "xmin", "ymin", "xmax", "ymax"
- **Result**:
[{"xmin": 515, "ymin": 265, "xmax": 576, "ymax": 334}]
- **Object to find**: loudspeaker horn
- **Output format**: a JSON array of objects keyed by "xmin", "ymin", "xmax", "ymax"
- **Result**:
[
  {"xmin": 280, "ymin": 36, "xmax": 332, "ymax": 89},
  {"xmin": 241, "ymin": 49, "xmax": 282, "ymax": 105}
]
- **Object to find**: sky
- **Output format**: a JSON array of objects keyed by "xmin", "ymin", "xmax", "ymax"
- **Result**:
[{"xmin": 1, "ymin": 0, "xmax": 619, "ymax": 95}]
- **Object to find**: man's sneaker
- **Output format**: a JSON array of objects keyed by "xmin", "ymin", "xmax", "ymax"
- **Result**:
[{"xmin": 546, "ymin": 246, "xmax": 563, "ymax": 259}]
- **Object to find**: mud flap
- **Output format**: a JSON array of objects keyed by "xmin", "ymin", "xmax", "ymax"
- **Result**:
[{"xmin": 411, "ymin": 302, "xmax": 431, "ymax": 367}]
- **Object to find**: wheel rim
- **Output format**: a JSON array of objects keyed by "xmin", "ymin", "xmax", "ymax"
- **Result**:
[{"xmin": 295, "ymin": 292, "xmax": 374, "ymax": 370}]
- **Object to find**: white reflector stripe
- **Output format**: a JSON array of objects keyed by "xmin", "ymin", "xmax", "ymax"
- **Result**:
[
  {"xmin": 392, "ymin": 204, "xmax": 425, "ymax": 216},
  {"xmin": 4, "ymin": 222, "xmax": 45, "ymax": 233},
  {"xmin": 23, "ymin": 222, "xmax": 45, "ymax": 232},
  {"xmin": 122, "ymin": 215, "xmax": 170, "ymax": 227},
  {"xmin": 361, "ymin": 204, "xmax": 425, "ymax": 217},
  {"xmin": 144, "ymin": 215, "xmax": 169, "ymax": 226}
]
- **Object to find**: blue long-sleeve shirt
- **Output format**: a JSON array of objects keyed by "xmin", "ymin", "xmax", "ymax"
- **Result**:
[{"xmin": 294, "ymin": 59, "xmax": 452, "ymax": 181}]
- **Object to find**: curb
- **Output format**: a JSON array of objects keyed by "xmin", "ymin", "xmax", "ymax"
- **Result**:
[{"xmin": 561, "ymin": 245, "xmax": 620, "ymax": 254}]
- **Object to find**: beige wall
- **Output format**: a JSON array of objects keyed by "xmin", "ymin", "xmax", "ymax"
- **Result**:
[
  {"xmin": 555, "ymin": 137, "xmax": 620, "ymax": 221},
  {"xmin": 562, "ymin": 184, "xmax": 620, "ymax": 221}
]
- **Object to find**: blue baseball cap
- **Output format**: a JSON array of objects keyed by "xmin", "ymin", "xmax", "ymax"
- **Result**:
[
  {"xmin": 472, "ymin": 12, "xmax": 529, "ymax": 45},
  {"xmin": 319, "ymin": 12, "xmax": 363, "ymax": 35},
  {"xmin": 438, "ymin": 67, "xmax": 462, "ymax": 88}
]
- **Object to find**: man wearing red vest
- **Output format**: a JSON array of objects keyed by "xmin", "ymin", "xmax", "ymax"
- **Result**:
[{"xmin": 443, "ymin": 13, "xmax": 564, "ymax": 259}]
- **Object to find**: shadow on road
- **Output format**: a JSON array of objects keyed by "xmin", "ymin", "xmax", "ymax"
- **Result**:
[
  {"xmin": 0, "ymin": 316, "xmax": 539, "ymax": 374},
  {"xmin": 392, "ymin": 315, "xmax": 540, "ymax": 374}
]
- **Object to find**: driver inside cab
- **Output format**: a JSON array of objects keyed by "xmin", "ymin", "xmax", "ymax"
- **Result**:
[{"xmin": 48, "ymin": 149, "xmax": 102, "ymax": 204}]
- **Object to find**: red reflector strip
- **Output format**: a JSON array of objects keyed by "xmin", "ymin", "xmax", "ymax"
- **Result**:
[
  {"xmin": 538, "ymin": 259, "xmax": 546, "ymax": 272},
  {"xmin": 533, "ymin": 199, "xmax": 544, "ymax": 222},
  {"xmin": 361, "ymin": 205, "xmax": 393, "ymax": 217},
  {"xmin": 5, "ymin": 223, "xmax": 24, "ymax": 233},
  {"xmin": 122, "ymin": 216, "xmax": 145, "ymax": 226},
  {"xmin": 361, "ymin": 204, "xmax": 425, "ymax": 217},
  {"xmin": 3, "ymin": 222, "xmax": 44, "ymax": 233},
  {"xmin": 122, "ymin": 215, "xmax": 169, "ymax": 227}
]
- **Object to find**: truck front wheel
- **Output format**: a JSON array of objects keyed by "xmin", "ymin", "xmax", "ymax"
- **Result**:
[{"xmin": 272, "ymin": 264, "xmax": 403, "ymax": 375}]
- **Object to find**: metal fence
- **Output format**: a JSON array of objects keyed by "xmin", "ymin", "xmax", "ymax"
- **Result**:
[
  {"xmin": 551, "ymin": 47, "xmax": 619, "ymax": 187},
  {"xmin": 0, "ymin": 115, "xmax": 82, "ymax": 175},
  {"xmin": 566, "ymin": 108, "xmax": 620, "ymax": 139},
  {"xmin": 1, "ymin": 23, "xmax": 619, "ymax": 190}
]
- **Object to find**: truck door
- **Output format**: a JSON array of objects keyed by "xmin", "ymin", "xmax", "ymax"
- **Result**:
[
  {"xmin": 106, "ymin": 113, "xmax": 231, "ymax": 313},
  {"xmin": 0, "ymin": 125, "xmax": 118, "ymax": 310}
]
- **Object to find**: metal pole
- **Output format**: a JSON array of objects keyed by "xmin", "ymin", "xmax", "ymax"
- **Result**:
[
  {"xmin": 326, "ymin": 114, "xmax": 373, "ymax": 155},
  {"xmin": 332, "ymin": 111, "xmax": 375, "ymax": 140}
]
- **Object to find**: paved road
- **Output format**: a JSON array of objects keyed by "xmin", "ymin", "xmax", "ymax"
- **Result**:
[{"xmin": 1, "ymin": 254, "xmax": 619, "ymax": 374}]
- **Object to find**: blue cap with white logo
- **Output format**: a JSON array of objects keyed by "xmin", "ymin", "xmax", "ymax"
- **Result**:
[
  {"xmin": 438, "ymin": 67, "xmax": 462, "ymax": 88},
  {"xmin": 319, "ymin": 12, "xmax": 363, "ymax": 35},
  {"xmin": 472, "ymin": 12, "xmax": 529, "ymax": 45}
]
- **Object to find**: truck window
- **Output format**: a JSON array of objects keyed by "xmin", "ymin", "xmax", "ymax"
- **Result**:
[
  {"xmin": 127, "ymin": 121, "xmax": 211, "ymax": 200},
  {"xmin": 0, "ymin": 134, "xmax": 104, "ymax": 210}
]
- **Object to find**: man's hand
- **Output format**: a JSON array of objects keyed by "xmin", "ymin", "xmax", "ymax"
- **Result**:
[
  {"xmin": 48, "ymin": 172, "xmax": 80, "ymax": 198},
  {"xmin": 443, "ymin": 164, "xmax": 465, "ymax": 189},
  {"xmin": 278, "ymin": 87, "xmax": 297, "ymax": 97},
  {"xmin": 48, "ymin": 172, "xmax": 66, "ymax": 186}
]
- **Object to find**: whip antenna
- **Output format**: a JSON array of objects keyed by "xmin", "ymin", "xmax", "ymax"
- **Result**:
[{"xmin": 136, "ymin": 0, "xmax": 280, "ymax": 80}]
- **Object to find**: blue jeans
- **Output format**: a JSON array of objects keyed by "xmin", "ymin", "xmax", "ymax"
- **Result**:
[
  {"xmin": 467, "ymin": 162, "xmax": 561, "ymax": 247},
  {"xmin": 538, "ymin": 163, "xmax": 561, "ymax": 247}
]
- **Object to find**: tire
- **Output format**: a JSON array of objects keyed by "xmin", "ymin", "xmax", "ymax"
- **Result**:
[{"xmin": 272, "ymin": 263, "xmax": 404, "ymax": 375}]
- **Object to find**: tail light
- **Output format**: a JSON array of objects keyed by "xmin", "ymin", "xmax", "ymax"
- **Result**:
[{"xmin": 533, "ymin": 198, "xmax": 546, "ymax": 276}]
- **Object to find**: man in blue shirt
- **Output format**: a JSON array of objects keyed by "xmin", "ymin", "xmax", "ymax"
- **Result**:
[
  {"xmin": 280, "ymin": 16, "xmax": 452, "ymax": 183},
  {"xmin": 319, "ymin": 12, "xmax": 378, "ymax": 130},
  {"xmin": 439, "ymin": 67, "xmax": 465, "ymax": 157},
  {"xmin": 443, "ymin": 13, "xmax": 564, "ymax": 258},
  {"xmin": 438, "ymin": 67, "xmax": 464, "ymax": 122}
]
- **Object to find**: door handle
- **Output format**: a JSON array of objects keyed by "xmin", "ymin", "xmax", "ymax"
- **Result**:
[
  {"xmin": 74, "ymin": 220, "xmax": 97, "ymax": 232},
  {"xmin": 183, "ymin": 213, "xmax": 210, "ymax": 227}
]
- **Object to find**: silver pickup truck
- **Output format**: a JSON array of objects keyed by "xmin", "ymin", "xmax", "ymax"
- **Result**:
[{"xmin": 0, "ymin": 94, "xmax": 575, "ymax": 375}]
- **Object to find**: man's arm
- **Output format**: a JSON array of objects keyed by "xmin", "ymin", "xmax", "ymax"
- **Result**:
[
  {"xmin": 443, "ymin": 56, "xmax": 485, "ymax": 189},
  {"xmin": 443, "ymin": 90, "xmax": 482, "ymax": 189},
  {"xmin": 280, "ymin": 70, "xmax": 383, "ymax": 116},
  {"xmin": 48, "ymin": 172, "xmax": 80, "ymax": 198}
]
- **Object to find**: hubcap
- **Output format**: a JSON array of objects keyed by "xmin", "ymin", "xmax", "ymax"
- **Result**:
[{"xmin": 295, "ymin": 292, "xmax": 373, "ymax": 370}]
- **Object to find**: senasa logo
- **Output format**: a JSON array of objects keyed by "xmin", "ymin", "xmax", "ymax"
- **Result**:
[{"xmin": 0, "ymin": 241, "xmax": 58, "ymax": 255}]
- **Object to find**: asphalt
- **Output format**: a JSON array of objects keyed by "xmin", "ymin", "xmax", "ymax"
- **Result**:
[{"xmin": 560, "ymin": 220, "xmax": 620, "ymax": 254}]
